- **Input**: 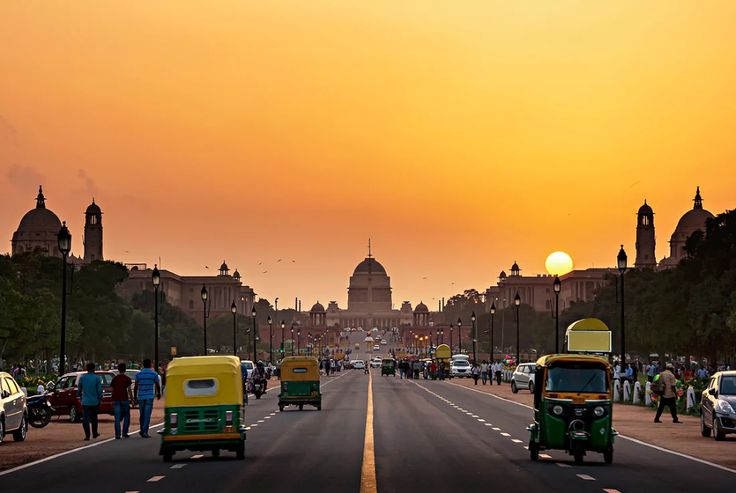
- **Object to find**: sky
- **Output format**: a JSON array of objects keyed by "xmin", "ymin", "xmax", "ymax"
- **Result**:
[{"xmin": 1, "ymin": 1, "xmax": 735, "ymax": 309}]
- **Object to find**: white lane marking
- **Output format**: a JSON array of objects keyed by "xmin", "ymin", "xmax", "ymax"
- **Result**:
[
  {"xmin": 556, "ymin": 463, "xmax": 571, "ymax": 468},
  {"xmin": 445, "ymin": 381, "xmax": 736, "ymax": 476},
  {"xmin": 250, "ymin": 424, "xmax": 258, "ymax": 427},
  {"xmin": 125, "ymin": 491, "xmax": 140, "ymax": 493},
  {"xmin": 524, "ymin": 446, "xmax": 529, "ymax": 450},
  {"xmin": 603, "ymin": 489, "xmax": 622, "ymax": 493},
  {"xmin": 269, "ymin": 412, "xmax": 276, "ymax": 416},
  {"xmin": 170, "ymin": 464, "xmax": 187, "ymax": 469},
  {"xmin": 264, "ymin": 416, "xmax": 271, "ymax": 419},
  {"xmin": 257, "ymin": 419, "xmax": 265, "ymax": 423},
  {"xmin": 191, "ymin": 454, "xmax": 204, "ymax": 459},
  {"xmin": 492, "ymin": 427, "xmax": 501, "ymax": 431},
  {"xmin": 576, "ymin": 474, "xmax": 596, "ymax": 481},
  {"xmin": 540, "ymin": 453, "xmax": 552, "ymax": 459},
  {"xmin": 147, "ymin": 476, "xmax": 165, "ymax": 482},
  {"xmin": 0, "ymin": 422, "xmax": 164, "ymax": 477},
  {"xmin": 511, "ymin": 439, "xmax": 523, "ymax": 443},
  {"xmin": 500, "ymin": 432, "xmax": 511, "ymax": 437},
  {"xmin": 484, "ymin": 423, "xmax": 493, "ymax": 426},
  {"xmin": 477, "ymin": 419, "xmax": 486, "ymax": 422},
  {"xmin": 471, "ymin": 414, "xmax": 479, "ymax": 418},
  {"xmin": 245, "ymin": 427, "xmax": 251, "ymax": 430}
]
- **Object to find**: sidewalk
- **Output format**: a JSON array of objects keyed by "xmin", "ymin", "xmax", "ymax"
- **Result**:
[{"xmin": 448, "ymin": 378, "xmax": 736, "ymax": 469}]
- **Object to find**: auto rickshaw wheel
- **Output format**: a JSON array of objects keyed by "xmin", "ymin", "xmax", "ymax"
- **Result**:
[
  {"xmin": 572, "ymin": 442, "xmax": 585, "ymax": 464},
  {"xmin": 298, "ymin": 404, "xmax": 304, "ymax": 411},
  {"xmin": 162, "ymin": 450, "xmax": 173, "ymax": 463},
  {"xmin": 529, "ymin": 440, "xmax": 539, "ymax": 461},
  {"xmin": 604, "ymin": 445, "xmax": 613, "ymax": 464},
  {"xmin": 279, "ymin": 404, "xmax": 284, "ymax": 412},
  {"xmin": 212, "ymin": 448, "xmax": 220, "ymax": 458},
  {"xmin": 236, "ymin": 441, "xmax": 245, "ymax": 460}
]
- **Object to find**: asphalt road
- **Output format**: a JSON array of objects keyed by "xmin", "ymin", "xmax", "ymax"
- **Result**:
[{"xmin": 2, "ymin": 337, "xmax": 735, "ymax": 493}]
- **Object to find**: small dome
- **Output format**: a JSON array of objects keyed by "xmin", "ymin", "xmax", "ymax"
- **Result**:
[
  {"xmin": 233, "ymin": 269, "xmax": 241, "ymax": 279},
  {"xmin": 353, "ymin": 257, "xmax": 387, "ymax": 275},
  {"xmin": 499, "ymin": 270, "xmax": 507, "ymax": 280},
  {"xmin": 511, "ymin": 261, "xmax": 520, "ymax": 271},
  {"xmin": 414, "ymin": 302, "xmax": 429, "ymax": 313},
  {"xmin": 86, "ymin": 199, "xmax": 101, "ymax": 214},
  {"xmin": 310, "ymin": 302, "xmax": 326, "ymax": 313},
  {"xmin": 220, "ymin": 260, "xmax": 229, "ymax": 271},
  {"xmin": 638, "ymin": 200, "xmax": 653, "ymax": 215}
]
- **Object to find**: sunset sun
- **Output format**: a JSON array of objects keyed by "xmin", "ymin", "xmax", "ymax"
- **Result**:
[{"xmin": 545, "ymin": 251, "xmax": 574, "ymax": 276}]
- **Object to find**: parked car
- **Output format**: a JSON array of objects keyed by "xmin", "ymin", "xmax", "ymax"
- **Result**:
[
  {"xmin": 352, "ymin": 360, "xmax": 366, "ymax": 370},
  {"xmin": 701, "ymin": 370, "xmax": 736, "ymax": 440},
  {"xmin": 240, "ymin": 360, "xmax": 255, "ymax": 380},
  {"xmin": 0, "ymin": 371, "xmax": 28, "ymax": 444},
  {"xmin": 511, "ymin": 363, "xmax": 536, "ymax": 393},
  {"xmin": 450, "ymin": 358, "xmax": 471, "ymax": 378},
  {"xmin": 48, "ymin": 371, "xmax": 115, "ymax": 422}
]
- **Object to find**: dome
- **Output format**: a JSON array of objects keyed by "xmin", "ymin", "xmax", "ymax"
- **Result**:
[
  {"xmin": 220, "ymin": 260, "xmax": 229, "ymax": 271},
  {"xmin": 499, "ymin": 270, "xmax": 507, "ymax": 280},
  {"xmin": 353, "ymin": 257, "xmax": 387, "ymax": 275},
  {"xmin": 511, "ymin": 261, "xmax": 520, "ymax": 271},
  {"xmin": 638, "ymin": 200, "xmax": 653, "ymax": 215},
  {"xmin": 233, "ymin": 269, "xmax": 241, "ymax": 280},
  {"xmin": 674, "ymin": 208, "xmax": 714, "ymax": 233},
  {"xmin": 310, "ymin": 302, "xmax": 325, "ymax": 313},
  {"xmin": 16, "ymin": 186, "xmax": 62, "ymax": 233},
  {"xmin": 414, "ymin": 302, "xmax": 429, "ymax": 313},
  {"xmin": 86, "ymin": 200, "xmax": 101, "ymax": 214}
]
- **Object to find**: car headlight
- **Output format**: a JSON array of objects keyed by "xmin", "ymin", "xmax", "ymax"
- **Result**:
[
  {"xmin": 552, "ymin": 405, "xmax": 564, "ymax": 416},
  {"xmin": 715, "ymin": 400, "xmax": 735, "ymax": 415},
  {"xmin": 593, "ymin": 406, "xmax": 605, "ymax": 417}
]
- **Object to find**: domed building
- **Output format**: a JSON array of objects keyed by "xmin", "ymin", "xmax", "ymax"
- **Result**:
[
  {"xmin": 12, "ymin": 186, "xmax": 64, "ymax": 257},
  {"xmin": 659, "ymin": 187, "xmax": 714, "ymax": 269}
]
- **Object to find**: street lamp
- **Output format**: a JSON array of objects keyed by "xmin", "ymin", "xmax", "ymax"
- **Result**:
[
  {"xmin": 617, "ymin": 245, "xmax": 628, "ymax": 367},
  {"xmin": 57, "ymin": 222, "xmax": 71, "ymax": 376},
  {"xmin": 201, "ymin": 285, "xmax": 208, "ymax": 355},
  {"xmin": 297, "ymin": 329, "xmax": 301, "ymax": 355},
  {"xmin": 291, "ymin": 326, "xmax": 295, "ymax": 356},
  {"xmin": 251, "ymin": 307, "xmax": 257, "ymax": 361},
  {"xmin": 152, "ymin": 265, "xmax": 161, "ymax": 370},
  {"xmin": 553, "ymin": 276, "xmax": 561, "ymax": 354},
  {"xmin": 489, "ymin": 303, "xmax": 496, "ymax": 363},
  {"xmin": 231, "ymin": 301, "xmax": 237, "ymax": 356},
  {"xmin": 439, "ymin": 329, "xmax": 444, "ymax": 344},
  {"xmin": 449, "ymin": 324, "xmax": 454, "ymax": 353},
  {"xmin": 280, "ymin": 320, "xmax": 285, "ymax": 359},
  {"xmin": 267, "ymin": 316, "xmax": 273, "ymax": 364},
  {"xmin": 514, "ymin": 293, "xmax": 521, "ymax": 365},
  {"xmin": 457, "ymin": 318, "xmax": 463, "ymax": 354},
  {"xmin": 471, "ymin": 311, "xmax": 477, "ymax": 363},
  {"xmin": 308, "ymin": 331, "xmax": 312, "ymax": 355}
]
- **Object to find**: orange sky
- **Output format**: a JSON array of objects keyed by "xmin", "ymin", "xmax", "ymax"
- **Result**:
[{"xmin": 1, "ymin": 1, "xmax": 735, "ymax": 308}]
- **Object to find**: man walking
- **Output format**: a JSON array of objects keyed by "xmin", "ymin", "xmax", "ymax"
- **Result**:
[
  {"xmin": 134, "ymin": 359, "xmax": 161, "ymax": 438},
  {"xmin": 480, "ymin": 360, "xmax": 489, "ymax": 385},
  {"xmin": 110, "ymin": 362, "xmax": 132, "ymax": 439},
  {"xmin": 654, "ymin": 363, "xmax": 681, "ymax": 423},
  {"xmin": 77, "ymin": 362, "xmax": 102, "ymax": 441}
]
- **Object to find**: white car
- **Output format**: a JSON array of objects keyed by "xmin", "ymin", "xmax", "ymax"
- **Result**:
[
  {"xmin": 352, "ymin": 360, "xmax": 366, "ymax": 370},
  {"xmin": 511, "ymin": 363, "xmax": 536, "ymax": 393},
  {"xmin": 380, "ymin": 339, "xmax": 388, "ymax": 345},
  {"xmin": 370, "ymin": 358, "xmax": 381, "ymax": 368},
  {"xmin": 240, "ymin": 360, "xmax": 254, "ymax": 379},
  {"xmin": 450, "ymin": 358, "xmax": 471, "ymax": 378},
  {"xmin": 373, "ymin": 344, "xmax": 380, "ymax": 351}
]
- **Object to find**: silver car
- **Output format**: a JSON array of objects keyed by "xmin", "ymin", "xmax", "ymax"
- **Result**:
[{"xmin": 511, "ymin": 363, "xmax": 536, "ymax": 393}]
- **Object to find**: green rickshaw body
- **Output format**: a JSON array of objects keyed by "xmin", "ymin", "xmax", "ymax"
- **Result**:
[
  {"xmin": 278, "ymin": 357, "xmax": 321, "ymax": 411},
  {"xmin": 381, "ymin": 358, "xmax": 396, "ymax": 376}
]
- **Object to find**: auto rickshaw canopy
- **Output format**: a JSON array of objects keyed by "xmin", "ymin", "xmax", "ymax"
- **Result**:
[
  {"xmin": 165, "ymin": 355, "xmax": 243, "ymax": 407},
  {"xmin": 280, "ymin": 356, "xmax": 320, "ymax": 382},
  {"xmin": 565, "ymin": 318, "xmax": 612, "ymax": 354},
  {"xmin": 535, "ymin": 353, "xmax": 612, "ymax": 370}
]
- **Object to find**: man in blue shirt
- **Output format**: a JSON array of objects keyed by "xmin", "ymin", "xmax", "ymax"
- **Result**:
[
  {"xmin": 134, "ymin": 358, "xmax": 161, "ymax": 438},
  {"xmin": 77, "ymin": 362, "xmax": 103, "ymax": 440}
]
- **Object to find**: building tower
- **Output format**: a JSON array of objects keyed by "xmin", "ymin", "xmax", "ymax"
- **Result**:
[
  {"xmin": 83, "ymin": 199, "xmax": 103, "ymax": 262},
  {"xmin": 634, "ymin": 200, "xmax": 656, "ymax": 269}
]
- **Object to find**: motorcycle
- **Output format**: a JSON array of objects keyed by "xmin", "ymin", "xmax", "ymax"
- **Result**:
[
  {"xmin": 252, "ymin": 379, "xmax": 265, "ymax": 399},
  {"xmin": 27, "ymin": 392, "xmax": 55, "ymax": 428}
]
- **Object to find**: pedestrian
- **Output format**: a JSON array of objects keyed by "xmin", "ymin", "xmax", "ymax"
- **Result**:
[
  {"xmin": 77, "ymin": 362, "xmax": 102, "ymax": 441},
  {"xmin": 324, "ymin": 358, "xmax": 331, "ymax": 376},
  {"xmin": 111, "ymin": 362, "xmax": 132, "ymax": 439},
  {"xmin": 480, "ymin": 360, "xmax": 489, "ymax": 385},
  {"xmin": 647, "ymin": 363, "xmax": 657, "ymax": 383},
  {"xmin": 134, "ymin": 358, "xmax": 161, "ymax": 438},
  {"xmin": 364, "ymin": 360, "xmax": 369, "ymax": 375},
  {"xmin": 494, "ymin": 361, "xmax": 503, "ymax": 385},
  {"xmin": 471, "ymin": 363, "xmax": 481, "ymax": 385},
  {"xmin": 654, "ymin": 363, "xmax": 681, "ymax": 423}
]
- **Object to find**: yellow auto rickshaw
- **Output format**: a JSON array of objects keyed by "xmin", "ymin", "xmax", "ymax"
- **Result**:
[
  {"xmin": 160, "ymin": 355, "xmax": 246, "ymax": 462},
  {"xmin": 278, "ymin": 356, "xmax": 321, "ymax": 411}
]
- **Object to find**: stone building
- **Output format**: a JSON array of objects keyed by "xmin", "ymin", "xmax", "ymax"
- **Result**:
[{"xmin": 657, "ymin": 187, "xmax": 714, "ymax": 268}]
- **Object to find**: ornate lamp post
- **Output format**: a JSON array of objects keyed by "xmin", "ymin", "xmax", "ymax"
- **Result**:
[
  {"xmin": 57, "ymin": 222, "xmax": 71, "ymax": 375},
  {"xmin": 267, "ymin": 316, "xmax": 273, "ymax": 364},
  {"xmin": 457, "ymin": 318, "xmax": 463, "ymax": 354},
  {"xmin": 489, "ymin": 302, "xmax": 496, "ymax": 363},
  {"xmin": 439, "ymin": 329, "xmax": 444, "ymax": 344},
  {"xmin": 471, "ymin": 312, "xmax": 477, "ymax": 363},
  {"xmin": 553, "ymin": 276, "xmax": 561, "ymax": 354},
  {"xmin": 231, "ymin": 301, "xmax": 238, "ymax": 356},
  {"xmin": 449, "ymin": 324, "xmax": 454, "ymax": 354},
  {"xmin": 617, "ymin": 245, "xmax": 628, "ymax": 367},
  {"xmin": 307, "ymin": 331, "xmax": 312, "ymax": 355},
  {"xmin": 514, "ymin": 293, "xmax": 521, "ymax": 365},
  {"xmin": 291, "ymin": 326, "xmax": 295, "ymax": 356},
  {"xmin": 152, "ymin": 265, "xmax": 161, "ymax": 370},
  {"xmin": 201, "ymin": 285, "xmax": 208, "ymax": 355},
  {"xmin": 280, "ymin": 320, "xmax": 285, "ymax": 359},
  {"xmin": 297, "ymin": 329, "xmax": 301, "ymax": 355},
  {"xmin": 251, "ymin": 307, "xmax": 257, "ymax": 361}
]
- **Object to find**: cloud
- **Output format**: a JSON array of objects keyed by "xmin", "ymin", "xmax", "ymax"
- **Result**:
[
  {"xmin": 0, "ymin": 115, "xmax": 19, "ymax": 147},
  {"xmin": 77, "ymin": 168, "xmax": 97, "ymax": 196},
  {"xmin": 6, "ymin": 164, "xmax": 45, "ymax": 190}
]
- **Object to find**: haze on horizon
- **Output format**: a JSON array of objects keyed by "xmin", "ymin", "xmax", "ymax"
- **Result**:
[{"xmin": 1, "ymin": 1, "xmax": 734, "ymax": 307}]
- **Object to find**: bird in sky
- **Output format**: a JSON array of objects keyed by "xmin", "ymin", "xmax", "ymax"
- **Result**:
[
  {"xmin": 205, "ymin": 266, "xmax": 209, "ymax": 269},
  {"xmin": 277, "ymin": 259, "xmax": 283, "ymax": 262},
  {"xmin": 258, "ymin": 261, "xmax": 263, "ymax": 265},
  {"xmin": 262, "ymin": 270, "xmax": 268, "ymax": 274}
]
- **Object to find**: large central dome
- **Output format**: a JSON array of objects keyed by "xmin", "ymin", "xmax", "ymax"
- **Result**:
[
  {"xmin": 353, "ymin": 257, "xmax": 387, "ymax": 275},
  {"xmin": 347, "ymin": 251, "xmax": 392, "ymax": 312},
  {"xmin": 12, "ymin": 186, "xmax": 63, "ymax": 257}
]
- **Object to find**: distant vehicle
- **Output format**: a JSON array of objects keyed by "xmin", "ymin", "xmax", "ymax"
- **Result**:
[
  {"xmin": 373, "ymin": 344, "xmax": 380, "ymax": 351},
  {"xmin": 375, "ymin": 334, "xmax": 382, "ymax": 341},
  {"xmin": 701, "ymin": 370, "xmax": 736, "ymax": 440},
  {"xmin": 48, "ymin": 371, "xmax": 115, "ymax": 422},
  {"xmin": 240, "ymin": 360, "xmax": 255, "ymax": 380},
  {"xmin": 352, "ymin": 360, "xmax": 366, "ymax": 370},
  {"xmin": 450, "ymin": 359, "xmax": 471, "ymax": 378},
  {"xmin": 511, "ymin": 363, "xmax": 536, "ymax": 393},
  {"xmin": 370, "ymin": 358, "xmax": 381, "ymax": 368},
  {"xmin": 0, "ymin": 371, "xmax": 28, "ymax": 443},
  {"xmin": 380, "ymin": 339, "xmax": 388, "ymax": 345}
]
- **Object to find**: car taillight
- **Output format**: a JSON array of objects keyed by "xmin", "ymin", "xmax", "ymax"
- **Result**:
[
  {"xmin": 170, "ymin": 412, "xmax": 178, "ymax": 429},
  {"xmin": 225, "ymin": 410, "xmax": 233, "ymax": 425}
]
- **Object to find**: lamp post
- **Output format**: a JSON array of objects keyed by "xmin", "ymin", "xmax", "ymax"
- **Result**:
[
  {"xmin": 57, "ymin": 222, "xmax": 71, "ymax": 376},
  {"xmin": 291, "ymin": 326, "xmax": 295, "ymax": 356},
  {"xmin": 439, "ymin": 329, "xmax": 444, "ymax": 344},
  {"xmin": 489, "ymin": 303, "xmax": 496, "ymax": 363},
  {"xmin": 267, "ymin": 316, "xmax": 273, "ymax": 364},
  {"xmin": 471, "ymin": 312, "xmax": 477, "ymax": 363},
  {"xmin": 552, "ymin": 276, "xmax": 562, "ymax": 354},
  {"xmin": 308, "ymin": 331, "xmax": 312, "ymax": 355},
  {"xmin": 617, "ymin": 245, "xmax": 628, "ymax": 367},
  {"xmin": 449, "ymin": 324, "xmax": 454, "ymax": 353},
  {"xmin": 231, "ymin": 301, "xmax": 237, "ymax": 356},
  {"xmin": 152, "ymin": 265, "xmax": 161, "ymax": 370},
  {"xmin": 514, "ymin": 293, "xmax": 521, "ymax": 364},
  {"xmin": 201, "ymin": 285, "xmax": 208, "ymax": 355},
  {"xmin": 297, "ymin": 329, "xmax": 301, "ymax": 355},
  {"xmin": 251, "ymin": 307, "xmax": 257, "ymax": 361},
  {"xmin": 457, "ymin": 318, "xmax": 463, "ymax": 354},
  {"xmin": 280, "ymin": 320, "xmax": 285, "ymax": 359}
]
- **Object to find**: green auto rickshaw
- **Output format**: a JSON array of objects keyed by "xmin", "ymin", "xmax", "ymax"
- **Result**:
[
  {"xmin": 278, "ymin": 356, "xmax": 321, "ymax": 411},
  {"xmin": 381, "ymin": 358, "xmax": 396, "ymax": 376}
]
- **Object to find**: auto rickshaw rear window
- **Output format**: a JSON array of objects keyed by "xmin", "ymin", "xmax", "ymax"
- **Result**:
[
  {"xmin": 184, "ymin": 378, "xmax": 219, "ymax": 396},
  {"xmin": 546, "ymin": 364, "xmax": 608, "ymax": 393},
  {"xmin": 292, "ymin": 368, "xmax": 308, "ymax": 373}
]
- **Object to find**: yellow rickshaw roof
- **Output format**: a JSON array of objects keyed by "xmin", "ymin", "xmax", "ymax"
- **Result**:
[
  {"xmin": 535, "ymin": 354, "xmax": 612, "ymax": 368},
  {"xmin": 565, "ymin": 318, "xmax": 610, "ymax": 332},
  {"xmin": 166, "ymin": 355, "xmax": 241, "ymax": 378},
  {"xmin": 280, "ymin": 356, "xmax": 319, "ymax": 366}
]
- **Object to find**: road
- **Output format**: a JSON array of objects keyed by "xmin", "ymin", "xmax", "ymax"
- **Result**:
[{"xmin": 2, "ymin": 336, "xmax": 735, "ymax": 492}]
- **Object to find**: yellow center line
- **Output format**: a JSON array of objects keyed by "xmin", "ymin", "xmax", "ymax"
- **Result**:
[{"xmin": 360, "ymin": 370, "xmax": 377, "ymax": 493}]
